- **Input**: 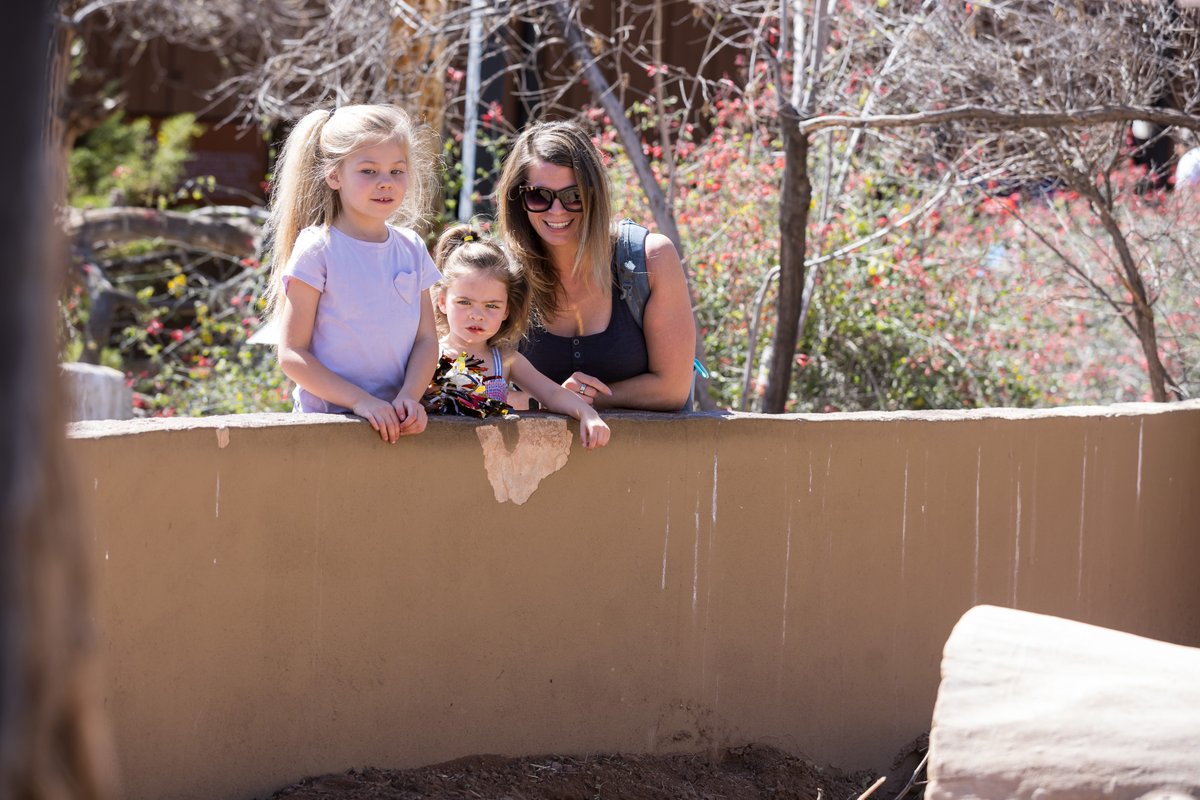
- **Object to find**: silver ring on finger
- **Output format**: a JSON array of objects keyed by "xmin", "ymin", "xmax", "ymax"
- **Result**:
[{"xmin": 579, "ymin": 384, "xmax": 587, "ymax": 395}]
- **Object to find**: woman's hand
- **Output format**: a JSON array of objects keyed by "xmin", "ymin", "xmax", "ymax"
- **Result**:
[
  {"xmin": 565, "ymin": 372, "xmax": 612, "ymax": 407},
  {"xmin": 352, "ymin": 394, "xmax": 402, "ymax": 443}
]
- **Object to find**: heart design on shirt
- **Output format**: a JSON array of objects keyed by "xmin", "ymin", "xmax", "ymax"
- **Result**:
[{"xmin": 392, "ymin": 268, "xmax": 418, "ymax": 304}]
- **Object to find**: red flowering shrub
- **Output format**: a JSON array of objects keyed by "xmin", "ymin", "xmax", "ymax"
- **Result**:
[
  {"xmin": 600, "ymin": 91, "xmax": 1198, "ymax": 410},
  {"xmin": 604, "ymin": 91, "xmax": 783, "ymax": 406}
]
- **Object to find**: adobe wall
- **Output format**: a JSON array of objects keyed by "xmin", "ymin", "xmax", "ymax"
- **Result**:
[{"xmin": 67, "ymin": 402, "xmax": 1200, "ymax": 800}]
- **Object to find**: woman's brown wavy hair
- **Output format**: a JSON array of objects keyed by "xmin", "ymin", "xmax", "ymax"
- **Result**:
[{"xmin": 496, "ymin": 121, "xmax": 613, "ymax": 323}]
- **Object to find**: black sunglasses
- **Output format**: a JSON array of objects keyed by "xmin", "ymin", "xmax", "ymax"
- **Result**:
[{"xmin": 517, "ymin": 185, "xmax": 584, "ymax": 213}]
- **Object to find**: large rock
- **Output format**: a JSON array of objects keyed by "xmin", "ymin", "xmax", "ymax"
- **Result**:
[
  {"xmin": 927, "ymin": 605, "xmax": 1200, "ymax": 800},
  {"xmin": 60, "ymin": 362, "xmax": 132, "ymax": 422}
]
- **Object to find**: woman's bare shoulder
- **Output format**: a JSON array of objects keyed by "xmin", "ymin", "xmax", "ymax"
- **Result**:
[{"xmin": 643, "ymin": 232, "xmax": 683, "ymax": 274}]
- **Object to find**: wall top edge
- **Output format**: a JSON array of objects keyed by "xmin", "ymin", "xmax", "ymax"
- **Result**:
[{"xmin": 65, "ymin": 400, "xmax": 1200, "ymax": 440}]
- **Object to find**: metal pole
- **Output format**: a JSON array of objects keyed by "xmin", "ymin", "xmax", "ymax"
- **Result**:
[{"xmin": 458, "ymin": 0, "xmax": 486, "ymax": 222}]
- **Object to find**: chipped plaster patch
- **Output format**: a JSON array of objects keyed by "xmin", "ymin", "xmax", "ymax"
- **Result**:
[
  {"xmin": 216, "ymin": 427, "xmax": 230, "ymax": 449},
  {"xmin": 476, "ymin": 418, "xmax": 573, "ymax": 504}
]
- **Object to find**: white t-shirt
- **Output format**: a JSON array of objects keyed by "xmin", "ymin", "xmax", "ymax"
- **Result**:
[
  {"xmin": 283, "ymin": 225, "xmax": 439, "ymax": 413},
  {"xmin": 1176, "ymin": 147, "xmax": 1200, "ymax": 190}
]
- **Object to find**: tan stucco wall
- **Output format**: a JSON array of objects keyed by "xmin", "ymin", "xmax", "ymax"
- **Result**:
[{"xmin": 68, "ymin": 402, "xmax": 1200, "ymax": 800}]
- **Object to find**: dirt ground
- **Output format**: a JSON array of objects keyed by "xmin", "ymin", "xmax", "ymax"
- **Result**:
[{"xmin": 265, "ymin": 743, "xmax": 921, "ymax": 800}]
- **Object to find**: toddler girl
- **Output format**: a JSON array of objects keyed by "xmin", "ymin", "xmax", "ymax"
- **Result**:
[
  {"xmin": 425, "ymin": 225, "xmax": 611, "ymax": 449},
  {"xmin": 264, "ymin": 104, "xmax": 441, "ymax": 443}
]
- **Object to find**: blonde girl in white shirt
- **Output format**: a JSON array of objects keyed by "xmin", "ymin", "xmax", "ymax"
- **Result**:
[{"xmin": 263, "ymin": 104, "xmax": 440, "ymax": 443}]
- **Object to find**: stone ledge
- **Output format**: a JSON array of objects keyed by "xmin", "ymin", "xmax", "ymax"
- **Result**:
[{"xmin": 65, "ymin": 398, "xmax": 1200, "ymax": 440}]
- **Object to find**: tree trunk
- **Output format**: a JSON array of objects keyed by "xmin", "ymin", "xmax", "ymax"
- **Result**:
[
  {"xmin": 928, "ymin": 605, "xmax": 1200, "ymax": 799},
  {"xmin": 763, "ymin": 109, "xmax": 810, "ymax": 413},
  {"xmin": 1090, "ymin": 196, "xmax": 1178, "ymax": 402},
  {"xmin": 0, "ymin": 2, "xmax": 115, "ymax": 798},
  {"xmin": 391, "ymin": 0, "xmax": 448, "ymax": 137},
  {"xmin": 44, "ymin": 12, "xmax": 74, "ymax": 210}
]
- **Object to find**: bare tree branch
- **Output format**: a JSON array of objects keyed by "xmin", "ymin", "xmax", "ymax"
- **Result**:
[{"xmin": 800, "ymin": 104, "xmax": 1200, "ymax": 136}]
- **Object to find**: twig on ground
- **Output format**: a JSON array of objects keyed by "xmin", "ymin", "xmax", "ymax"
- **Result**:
[
  {"xmin": 891, "ymin": 752, "xmax": 929, "ymax": 800},
  {"xmin": 854, "ymin": 775, "xmax": 886, "ymax": 800}
]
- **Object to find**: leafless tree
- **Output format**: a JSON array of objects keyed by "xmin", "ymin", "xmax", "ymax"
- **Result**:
[
  {"xmin": 690, "ymin": 0, "xmax": 1200, "ymax": 408},
  {"xmin": 804, "ymin": 1, "xmax": 1200, "ymax": 402},
  {"xmin": 197, "ymin": 2, "xmax": 694, "ymax": 242},
  {"xmin": 658, "ymin": 0, "xmax": 857, "ymax": 412}
]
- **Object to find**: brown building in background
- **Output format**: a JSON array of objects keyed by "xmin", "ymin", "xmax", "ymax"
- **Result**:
[{"xmin": 79, "ymin": 29, "xmax": 271, "ymax": 206}]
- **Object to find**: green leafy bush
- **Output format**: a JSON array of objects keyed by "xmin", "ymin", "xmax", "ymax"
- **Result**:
[
  {"xmin": 599, "ymin": 88, "xmax": 1197, "ymax": 410},
  {"xmin": 69, "ymin": 111, "xmax": 204, "ymax": 208}
]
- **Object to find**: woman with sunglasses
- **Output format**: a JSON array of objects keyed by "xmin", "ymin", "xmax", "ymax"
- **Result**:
[{"xmin": 496, "ymin": 121, "xmax": 695, "ymax": 411}]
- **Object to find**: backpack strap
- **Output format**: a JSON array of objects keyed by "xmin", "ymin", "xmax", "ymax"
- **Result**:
[
  {"xmin": 615, "ymin": 218, "xmax": 651, "ymax": 328},
  {"xmin": 615, "ymin": 218, "xmax": 704, "ymax": 411}
]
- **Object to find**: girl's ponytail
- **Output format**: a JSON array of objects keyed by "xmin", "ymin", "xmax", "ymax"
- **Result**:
[
  {"xmin": 432, "ymin": 223, "xmax": 478, "ymax": 269},
  {"xmin": 263, "ymin": 109, "xmax": 337, "ymax": 319}
]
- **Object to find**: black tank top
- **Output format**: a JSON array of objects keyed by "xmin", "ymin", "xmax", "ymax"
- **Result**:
[{"xmin": 519, "ymin": 273, "xmax": 649, "ymax": 385}]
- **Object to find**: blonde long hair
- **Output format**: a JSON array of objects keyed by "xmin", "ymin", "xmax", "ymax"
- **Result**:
[
  {"xmin": 431, "ymin": 224, "xmax": 531, "ymax": 349},
  {"xmin": 496, "ymin": 121, "xmax": 613, "ymax": 322},
  {"xmin": 263, "ymin": 104, "xmax": 438, "ymax": 318}
]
